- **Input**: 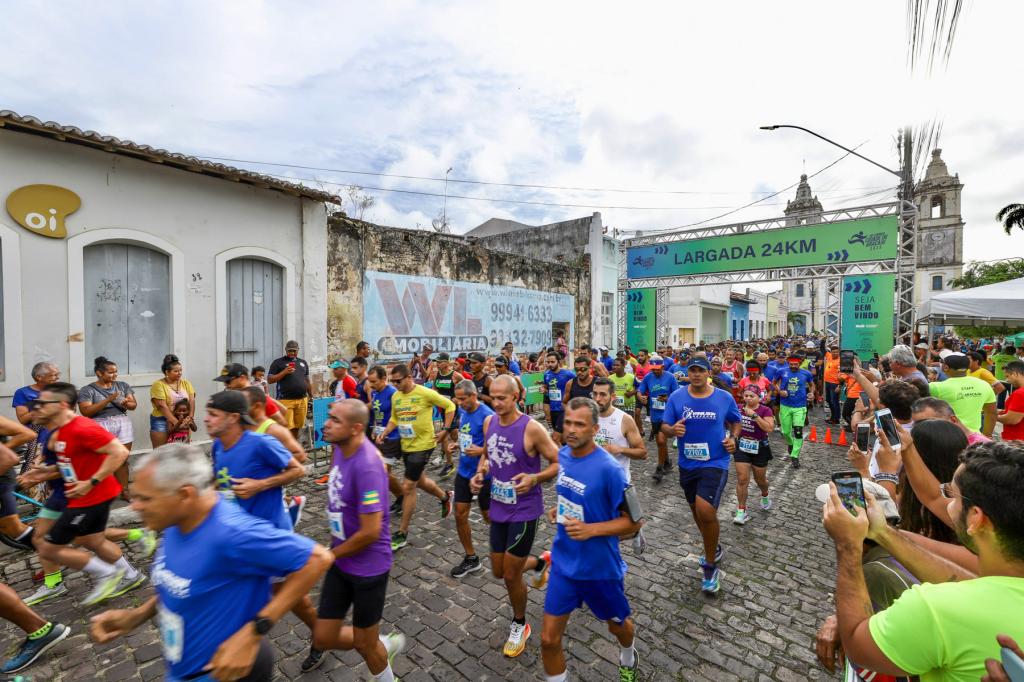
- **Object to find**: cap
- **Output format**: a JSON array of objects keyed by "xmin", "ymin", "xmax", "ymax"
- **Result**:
[
  {"xmin": 206, "ymin": 390, "xmax": 257, "ymax": 425},
  {"xmin": 285, "ymin": 340, "xmax": 299, "ymax": 351},
  {"xmin": 686, "ymin": 358, "xmax": 711, "ymax": 371},
  {"xmin": 213, "ymin": 363, "xmax": 248, "ymax": 382},
  {"xmin": 468, "ymin": 352, "xmax": 486, "ymax": 363},
  {"xmin": 806, "ymin": 341, "xmax": 816, "ymax": 349},
  {"xmin": 329, "ymin": 359, "xmax": 350, "ymax": 369},
  {"xmin": 422, "ymin": 344, "xmax": 434, "ymax": 352},
  {"xmin": 815, "ymin": 479, "xmax": 900, "ymax": 523},
  {"xmin": 943, "ymin": 353, "xmax": 970, "ymax": 370},
  {"xmin": 938, "ymin": 349, "xmax": 954, "ymax": 360},
  {"xmin": 598, "ymin": 346, "xmax": 609, "ymax": 352},
  {"xmin": 436, "ymin": 352, "xmax": 451, "ymax": 361},
  {"xmin": 915, "ymin": 343, "xmax": 930, "ymax": 350},
  {"xmin": 648, "ymin": 355, "xmax": 664, "ymax": 366},
  {"xmin": 494, "ymin": 356, "xmax": 508, "ymax": 366}
]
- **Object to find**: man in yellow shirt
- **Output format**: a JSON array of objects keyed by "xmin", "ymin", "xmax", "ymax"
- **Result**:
[
  {"xmin": 967, "ymin": 351, "xmax": 1005, "ymax": 398},
  {"xmin": 378, "ymin": 363, "xmax": 455, "ymax": 550}
]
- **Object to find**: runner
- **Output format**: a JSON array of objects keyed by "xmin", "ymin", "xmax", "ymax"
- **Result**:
[
  {"xmin": 495, "ymin": 357, "xmax": 526, "ymax": 406},
  {"xmin": 30, "ymin": 383, "xmax": 145, "ymax": 605},
  {"xmin": 608, "ymin": 358, "xmax": 637, "ymax": 417},
  {"xmin": 447, "ymin": 380, "xmax": 495, "ymax": 578},
  {"xmin": 564, "ymin": 356, "xmax": 595, "ymax": 401},
  {"xmin": 631, "ymin": 349, "xmax": 651, "ymax": 437},
  {"xmin": 661, "ymin": 358, "xmax": 741, "ymax": 594},
  {"xmin": 636, "ymin": 356, "xmax": 679, "ymax": 484},
  {"xmin": 737, "ymin": 360, "xmax": 772, "ymax": 404},
  {"xmin": 0, "ymin": 583, "xmax": 69, "ymax": 674},
  {"xmin": 432, "ymin": 352, "xmax": 469, "ymax": 478},
  {"xmin": 542, "ymin": 352, "xmax": 575, "ymax": 446},
  {"xmin": 409, "ymin": 344, "xmax": 434, "ymax": 385},
  {"xmin": 540, "ymin": 397, "xmax": 642, "ymax": 682},
  {"xmin": 365, "ymin": 366, "xmax": 408, "ymax": 516},
  {"xmin": 330, "ymin": 360, "xmax": 357, "ymax": 400},
  {"xmin": 0, "ymin": 416, "xmax": 39, "ymax": 550},
  {"xmin": 733, "ymin": 385, "xmax": 775, "ymax": 525},
  {"xmin": 774, "ymin": 352, "xmax": 815, "ymax": 468},
  {"xmin": 90, "ymin": 443, "xmax": 333, "ymax": 682},
  {"xmin": 213, "ymin": 363, "xmax": 287, "ymax": 427},
  {"xmin": 376, "ymin": 364, "xmax": 454, "ymax": 551},
  {"xmin": 313, "ymin": 399, "xmax": 406, "ymax": 681},
  {"xmin": 470, "ymin": 375, "xmax": 559, "ymax": 658},
  {"xmin": 468, "ymin": 352, "xmax": 494, "ymax": 407},
  {"xmin": 242, "ymin": 386, "xmax": 309, "ymax": 527},
  {"xmin": 350, "ymin": 356, "xmax": 371, "ymax": 406}
]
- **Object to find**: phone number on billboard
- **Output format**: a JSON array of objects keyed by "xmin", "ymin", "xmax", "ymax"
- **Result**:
[
  {"xmin": 491, "ymin": 303, "xmax": 553, "ymax": 324},
  {"xmin": 489, "ymin": 329, "xmax": 552, "ymax": 348}
]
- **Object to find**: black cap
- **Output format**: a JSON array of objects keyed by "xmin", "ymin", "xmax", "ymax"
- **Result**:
[
  {"xmin": 213, "ymin": 363, "xmax": 248, "ymax": 383},
  {"xmin": 468, "ymin": 352, "xmax": 486, "ymax": 363},
  {"xmin": 495, "ymin": 356, "xmax": 508, "ymax": 366},
  {"xmin": 206, "ymin": 390, "xmax": 257, "ymax": 425},
  {"xmin": 436, "ymin": 352, "xmax": 451, "ymax": 361},
  {"xmin": 943, "ymin": 353, "xmax": 970, "ymax": 371}
]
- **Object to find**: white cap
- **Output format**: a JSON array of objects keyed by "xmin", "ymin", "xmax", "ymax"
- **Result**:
[
  {"xmin": 815, "ymin": 479, "xmax": 900, "ymax": 523},
  {"xmin": 939, "ymin": 349, "xmax": 954, "ymax": 360}
]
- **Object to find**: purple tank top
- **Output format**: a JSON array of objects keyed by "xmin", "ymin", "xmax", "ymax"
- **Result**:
[{"xmin": 485, "ymin": 413, "xmax": 543, "ymax": 522}]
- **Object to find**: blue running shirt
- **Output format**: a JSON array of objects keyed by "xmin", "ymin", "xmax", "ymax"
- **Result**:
[
  {"xmin": 775, "ymin": 367, "xmax": 815, "ymax": 408},
  {"xmin": 544, "ymin": 369, "xmax": 576, "ymax": 412},
  {"xmin": 212, "ymin": 431, "xmax": 292, "ymax": 530},
  {"xmin": 455, "ymin": 403, "xmax": 495, "ymax": 479},
  {"xmin": 662, "ymin": 387, "xmax": 741, "ymax": 471},
  {"xmin": 638, "ymin": 372, "xmax": 679, "ymax": 421}
]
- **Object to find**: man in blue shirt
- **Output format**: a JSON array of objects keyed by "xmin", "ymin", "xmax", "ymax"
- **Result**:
[
  {"xmin": 637, "ymin": 356, "xmax": 679, "ymax": 484},
  {"xmin": 447, "ymin": 380, "xmax": 495, "ymax": 579},
  {"xmin": 543, "ymin": 353, "xmax": 576, "ymax": 446},
  {"xmin": 598, "ymin": 347, "xmax": 615, "ymax": 372},
  {"xmin": 774, "ymin": 353, "xmax": 816, "ymax": 468},
  {"xmin": 501, "ymin": 343, "xmax": 522, "ymax": 375},
  {"xmin": 90, "ymin": 443, "xmax": 333, "ymax": 682},
  {"xmin": 366, "ymin": 366, "xmax": 407, "ymax": 516},
  {"xmin": 661, "ymin": 358, "xmax": 741, "ymax": 594},
  {"xmin": 542, "ymin": 397, "xmax": 642, "ymax": 682}
]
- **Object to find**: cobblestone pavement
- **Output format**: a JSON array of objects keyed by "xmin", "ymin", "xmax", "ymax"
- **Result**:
[{"xmin": 1, "ymin": 414, "xmax": 847, "ymax": 681}]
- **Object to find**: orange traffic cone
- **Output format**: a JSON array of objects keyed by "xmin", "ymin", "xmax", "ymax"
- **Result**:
[
  {"xmin": 838, "ymin": 429, "xmax": 848, "ymax": 447},
  {"xmin": 824, "ymin": 427, "xmax": 833, "ymax": 445},
  {"xmin": 808, "ymin": 425, "xmax": 818, "ymax": 443}
]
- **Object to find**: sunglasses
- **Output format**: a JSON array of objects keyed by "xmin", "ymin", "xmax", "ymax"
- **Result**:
[{"xmin": 939, "ymin": 482, "xmax": 970, "ymax": 503}]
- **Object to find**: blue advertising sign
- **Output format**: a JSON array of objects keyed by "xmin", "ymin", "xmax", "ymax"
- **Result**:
[
  {"xmin": 312, "ymin": 397, "xmax": 334, "ymax": 449},
  {"xmin": 363, "ymin": 271, "xmax": 575, "ymax": 360}
]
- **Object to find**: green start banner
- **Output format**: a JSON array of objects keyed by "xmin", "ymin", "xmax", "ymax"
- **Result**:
[
  {"xmin": 522, "ymin": 372, "xmax": 545, "ymax": 406},
  {"xmin": 840, "ymin": 274, "xmax": 895, "ymax": 360},
  {"xmin": 626, "ymin": 288, "xmax": 656, "ymax": 351},
  {"xmin": 627, "ymin": 215, "xmax": 898, "ymax": 278}
]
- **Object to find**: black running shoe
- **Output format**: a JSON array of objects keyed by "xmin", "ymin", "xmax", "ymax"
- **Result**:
[
  {"xmin": 300, "ymin": 647, "xmax": 324, "ymax": 672},
  {"xmin": 652, "ymin": 464, "xmax": 664, "ymax": 483},
  {"xmin": 390, "ymin": 496, "xmax": 404, "ymax": 514},
  {"xmin": 450, "ymin": 555, "xmax": 483, "ymax": 579}
]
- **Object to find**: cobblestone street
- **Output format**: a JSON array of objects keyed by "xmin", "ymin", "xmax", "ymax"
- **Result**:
[{"xmin": 0, "ymin": 419, "xmax": 846, "ymax": 681}]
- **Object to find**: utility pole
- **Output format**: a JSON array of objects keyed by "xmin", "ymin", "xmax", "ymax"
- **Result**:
[{"xmin": 442, "ymin": 167, "xmax": 453, "ymax": 229}]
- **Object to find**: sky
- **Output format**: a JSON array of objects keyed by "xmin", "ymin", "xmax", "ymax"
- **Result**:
[{"xmin": 2, "ymin": 1, "xmax": 1022, "ymax": 278}]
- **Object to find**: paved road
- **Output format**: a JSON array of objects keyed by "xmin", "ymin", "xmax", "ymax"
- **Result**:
[{"xmin": 0, "ymin": 418, "xmax": 846, "ymax": 681}]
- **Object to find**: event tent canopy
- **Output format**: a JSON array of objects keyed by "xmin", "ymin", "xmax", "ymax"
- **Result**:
[{"xmin": 918, "ymin": 276, "xmax": 1024, "ymax": 327}]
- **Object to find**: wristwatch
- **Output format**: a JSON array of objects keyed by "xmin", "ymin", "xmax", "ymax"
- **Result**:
[
  {"xmin": 89, "ymin": 477, "xmax": 101, "ymax": 487},
  {"xmin": 252, "ymin": 616, "xmax": 274, "ymax": 636}
]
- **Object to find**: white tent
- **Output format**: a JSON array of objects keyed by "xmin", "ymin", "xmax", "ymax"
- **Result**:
[{"xmin": 918, "ymin": 276, "xmax": 1024, "ymax": 327}]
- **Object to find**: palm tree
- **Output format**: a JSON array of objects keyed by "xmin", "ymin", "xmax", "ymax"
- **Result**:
[{"xmin": 998, "ymin": 203, "xmax": 1024, "ymax": 235}]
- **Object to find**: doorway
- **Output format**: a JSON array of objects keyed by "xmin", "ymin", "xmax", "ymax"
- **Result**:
[{"xmin": 227, "ymin": 258, "xmax": 284, "ymax": 369}]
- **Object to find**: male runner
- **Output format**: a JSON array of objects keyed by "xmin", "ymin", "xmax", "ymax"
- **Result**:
[
  {"xmin": 377, "ymin": 364, "xmax": 454, "ymax": 551},
  {"xmin": 564, "ymin": 357, "xmax": 595, "ymax": 401},
  {"xmin": 542, "ymin": 353, "xmax": 575, "ymax": 446},
  {"xmin": 214, "ymin": 363, "xmax": 287, "ymax": 426},
  {"xmin": 470, "ymin": 375, "xmax": 559, "ymax": 658},
  {"xmin": 774, "ymin": 352, "xmax": 815, "ymax": 468},
  {"xmin": 447, "ymin": 380, "xmax": 495, "ymax": 578},
  {"xmin": 0, "ymin": 582, "xmax": 69, "ymax": 674},
  {"xmin": 637, "ymin": 356, "xmax": 679, "ymax": 483},
  {"xmin": 428, "ymin": 353, "xmax": 464, "ymax": 478},
  {"xmin": 91, "ymin": 444, "xmax": 333, "ymax": 682},
  {"xmin": 467, "ymin": 352, "xmax": 494, "ymax": 407},
  {"xmin": 495, "ymin": 357, "xmax": 525, "ymax": 404},
  {"xmin": 314, "ymin": 400, "xmax": 406, "ymax": 682},
  {"xmin": 608, "ymin": 358, "xmax": 637, "ymax": 416},
  {"xmin": 31, "ymin": 383, "xmax": 145, "ymax": 605},
  {"xmin": 350, "ymin": 356, "xmax": 371, "ymax": 405},
  {"xmin": 540, "ymin": 397, "xmax": 642, "ymax": 682},
  {"xmin": 242, "ymin": 386, "xmax": 308, "ymax": 526},
  {"xmin": 661, "ymin": 359, "xmax": 740, "ymax": 594},
  {"xmin": 365, "ymin": 366, "xmax": 407, "ymax": 515},
  {"xmin": 0, "ymin": 416, "xmax": 39, "ymax": 550},
  {"xmin": 631, "ymin": 349, "xmax": 651, "ymax": 437}
]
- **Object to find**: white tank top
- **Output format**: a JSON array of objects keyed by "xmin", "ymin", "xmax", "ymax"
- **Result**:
[{"xmin": 596, "ymin": 408, "xmax": 632, "ymax": 483}]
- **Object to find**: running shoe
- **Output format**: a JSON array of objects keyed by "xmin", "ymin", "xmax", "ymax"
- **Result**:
[
  {"xmin": 791, "ymin": 457, "xmax": 801, "ymax": 469},
  {"xmin": 663, "ymin": 459, "xmax": 673, "ymax": 473},
  {"xmin": 288, "ymin": 495, "xmax": 307, "ymax": 527},
  {"xmin": 314, "ymin": 473, "xmax": 330, "ymax": 485},
  {"xmin": 391, "ymin": 531, "xmax": 408, "ymax": 551},
  {"xmin": 300, "ymin": 646, "xmax": 324, "ymax": 672},
  {"xmin": 701, "ymin": 565, "xmax": 722, "ymax": 594},
  {"xmin": 631, "ymin": 529, "xmax": 647, "ymax": 556},
  {"xmin": 530, "ymin": 550, "xmax": 551, "ymax": 589},
  {"xmin": 652, "ymin": 464, "xmax": 664, "ymax": 484},
  {"xmin": 618, "ymin": 647, "xmax": 639, "ymax": 682},
  {"xmin": 135, "ymin": 529, "xmax": 158, "ymax": 558},
  {"xmin": 23, "ymin": 582, "xmax": 67, "ymax": 606},
  {"xmin": 760, "ymin": 496, "xmax": 772, "ymax": 511},
  {"xmin": 503, "ymin": 621, "xmax": 531, "ymax": 657},
  {"xmin": 440, "ymin": 464, "xmax": 455, "ymax": 480},
  {"xmin": 440, "ymin": 491, "xmax": 453, "ymax": 520},
  {"xmin": 390, "ymin": 495, "xmax": 404, "ymax": 514},
  {"xmin": 0, "ymin": 622, "xmax": 70, "ymax": 674},
  {"xmin": 81, "ymin": 569, "xmax": 125, "ymax": 606},
  {"xmin": 380, "ymin": 631, "xmax": 406, "ymax": 667},
  {"xmin": 109, "ymin": 572, "xmax": 147, "ymax": 598},
  {"xmin": 698, "ymin": 545, "xmax": 725, "ymax": 568},
  {"xmin": 450, "ymin": 555, "xmax": 483, "ymax": 579},
  {"xmin": 732, "ymin": 509, "xmax": 750, "ymax": 525},
  {"xmin": 31, "ymin": 570, "xmax": 44, "ymax": 583}
]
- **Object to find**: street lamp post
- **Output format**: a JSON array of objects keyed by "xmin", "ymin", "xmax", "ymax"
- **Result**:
[{"xmin": 442, "ymin": 167, "xmax": 453, "ymax": 230}]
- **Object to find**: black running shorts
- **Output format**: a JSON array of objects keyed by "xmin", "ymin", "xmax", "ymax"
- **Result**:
[
  {"xmin": 45, "ymin": 499, "xmax": 113, "ymax": 545},
  {"xmin": 489, "ymin": 519, "xmax": 537, "ymax": 558},
  {"xmin": 453, "ymin": 474, "xmax": 490, "ymax": 511},
  {"xmin": 317, "ymin": 565, "xmax": 389, "ymax": 629}
]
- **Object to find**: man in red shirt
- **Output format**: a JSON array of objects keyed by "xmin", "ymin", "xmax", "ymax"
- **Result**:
[
  {"xmin": 997, "ymin": 361, "xmax": 1024, "ymax": 441},
  {"xmin": 32, "ymin": 383, "xmax": 144, "ymax": 605}
]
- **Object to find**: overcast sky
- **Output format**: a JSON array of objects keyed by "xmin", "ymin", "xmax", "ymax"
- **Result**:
[{"xmin": 3, "ymin": 1, "xmax": 1021, "ymax": 273}]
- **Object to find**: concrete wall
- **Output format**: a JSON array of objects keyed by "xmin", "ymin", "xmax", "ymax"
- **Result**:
[{"xmin": 326, "ymin": 217, "xmax": 591, "ymax": 361}]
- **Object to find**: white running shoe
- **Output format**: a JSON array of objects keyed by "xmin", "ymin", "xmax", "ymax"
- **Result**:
[
  {"xmin": 23, "ymin": 582, "xmax": 68, "ymax": 606},
  {"xmin": 733, "ymin": 509, "xmax": 751, "ymax": 525},
  {"xmin": 379, "ymin": 631, "xmax": 406, "ymax": 666},
  {"xmin": 760, "ymin": 496, "xmax": 773, "ymax": 511},
  {"xmin": 81, "ymin": 569, "xmax": 125, "ymax": 606}
]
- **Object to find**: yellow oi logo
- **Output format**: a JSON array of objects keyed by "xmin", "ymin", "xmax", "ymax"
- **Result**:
[{"xmin": 6, "ymin": 184, "xmax": 81, "ymax": 239}]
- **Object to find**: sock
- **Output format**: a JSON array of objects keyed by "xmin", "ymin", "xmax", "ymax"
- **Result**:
[
  {"xmin": 114, "ymin": 556, "xmax": 139, "ymax": 580},
  {"xmin": 546, "ymin": 672, "xmax": 568, "ymax": 682},
  {"xmin": 15, "ymin": 527, "xmax": 34, "ymax": 542},
  {"xmin": 374, "ymin": 663, "xmax": 395, "ymax": 682},
  {"xmin": 27, "ymin": 622, "xmax": 53, "ymax": 640},
  {"xmin": 125, "ymin": 528, "xmax": 144, "ymax": 543},
  {"xmin": 619, "ymin": 644, "xmax": 636, "ymax": 667},
  {"xmin": 533, "ymin": 555, "xmax": 547, "ymax": 573},
  {"xmin": 83, "ymin": 557, "xmax": 116, "ymax": 579},
  {"xmin": 513, "ymin": 617, "xmax": 526, "ymax": 626},
  {"xmin": 44, "ymin": 571, "xmax": 63, "ymax": 589},
  {"xmin": 737, "ymin": 506, "xmax": 745, "ymax": 512}
]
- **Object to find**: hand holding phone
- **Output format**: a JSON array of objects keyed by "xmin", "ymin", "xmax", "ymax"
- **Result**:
[
  {"xmin": 839, "ymin": 349, "xmax": 856, "ymax": 373},
  {"xmin": 831, "ymin": 471, "xmax": 866, "ymax": 516},
  {"xmin": 875, "ymin": 408, "xmax": 902, "ymax": 450},
  {"xmin": 855, "ymin": 423, "xmax": 871, "ymax": 453}
]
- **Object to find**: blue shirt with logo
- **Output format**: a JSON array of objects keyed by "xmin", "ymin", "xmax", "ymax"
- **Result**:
[
  {"xmin": 212, "ymin": 431, "xmax": 292, "ymax": 530},
  {"xmin": 455, "ymin": 403, "xmax": 495, "ymax": 479},
  {"xmin": 662, "ymin": 387, "xmax": 741, "ymax": 470},
  {"xmin": 371, "ymin": 385, "xmax": 400, "ymax": 441},
  {"xmin": 713, "ymin": 371, "xmax": 734, "ymax": 388},
  {"xmin": 551, "ymin": 445, "xmax": 628, "ymax": 581},
  {"xmin": 775, "ymin": 367, "xmax": 815, "ymax": 408},
  {"xmin": 153, "ymin": 498, "xmax": 313, "ymax": 679},
  {"xmin": 638, "ymin": 372, "xmax": 679, "ymax": 420},
  {"xmin": 507, "ymin": 359, "xmax": 522, "ymax": 376},
  {"xmin": 544, "ymin": 369, "xmax": 576, "ymax": 412}
]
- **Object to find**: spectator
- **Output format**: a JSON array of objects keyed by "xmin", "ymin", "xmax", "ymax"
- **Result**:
[
  {"xmin": 268, "ymin": 340, "xmax": 312, "ymax": 439},
  {"xmin": 929, "ymin": 353, "xmax": 998, "ymax": 437},
  {"xmin": 886, "ymin": 345, "xmax": 929, "ymax": 385},
  {"xmin": 149, "ymin": 354, "xmax": 195, "ymax": 448},
  {"xmin": 997, "ymin": 360, "xmax": 1024, "ymax": 441},
  {"xmin": 824, "ymin": 345, "xmax": 842, "ymax": 425},
  {"xmin": 11, "ymin": 362, "xmax": 60, "ymax": 467},
  {"xmin": 78, "ymin": 356, "xmax": 137, "ymax": 494},
  {"xmin": 968, "ymin": 351, "xmax": 1005, "ymax": 398},
  {"xmin": 848, "ymin": 381, "xmax": 921, "ymax": 494},
  {"xmin": 250, "ymin": 365, "xmax": 269, "ymax": 394},
  {"xmin": 911, "ymin": 397, "xmax": 991, "ymax": 446}
]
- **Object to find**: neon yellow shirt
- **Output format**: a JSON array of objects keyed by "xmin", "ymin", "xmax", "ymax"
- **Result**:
[
  {"xmin": 608, "ymin": 372, "xmax": 636, "ymax": 409},
  {"xmin": 390, "ymin": 385, "xmax": 455, "ymax": 452},
  {"xmin": 869, "ymin": 576, "xmax": 1024, "ymax": 682},
  {"xmin": 992, "ymin": 353, "xmax": 1017, "ymax": 381},
  {"xmin": 928, "ymin": 376, "xmax": 996, "ymax": 433}
]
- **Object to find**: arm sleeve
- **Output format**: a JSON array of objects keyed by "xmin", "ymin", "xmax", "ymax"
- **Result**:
[
  {"xmin": 866, "ymin": 584, "xmax": 944, "ymax": 675},
  {"xmin": 77, "ymin": 386, "xmax": 95, "ymax": 405},
  {"xmin": 222, "ymin": 518, "xmax": 316, "ymax": 577},
  {"xmin": 121, "ymin": 382, "xmax": 135, "ymax": 397},
  {"xmin": 150, "ymin": 381, "xmax": 164, "ymax": 402},
  {"xmin": 182, "ymin": 379, "xmax": 195, "ymax": 396}
]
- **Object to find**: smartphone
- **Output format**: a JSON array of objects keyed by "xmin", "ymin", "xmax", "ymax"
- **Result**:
[
  {"xmin": 839, "ymin": 349, "xmax": 856, "ymax": 373},
  {"xmin": 875, "ymin": 408, "xmax": 902, "ymax": 449},
  {"xmin": 860, "ymin": 393, "xmax": 871, "ymax": 409},
  {"xmin": 831, "ymin": 471, "xmax": 866, "ymax": 515},
  {"xmin": 856, "ymin": 422, "xmax": 871, "ymax": 452},
  {"xmin": 1002, "ymin": 646, "xmax": 1024, "ymax": 682}
]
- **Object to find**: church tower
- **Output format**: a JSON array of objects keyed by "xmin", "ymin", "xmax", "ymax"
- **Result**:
[
  {"xmin": 913, "ymin": 149, "xmax": 964, "ymax": 313},
  {"xmin": 782, "ymin": 175, "xmax": 827, "ymax": 333}
]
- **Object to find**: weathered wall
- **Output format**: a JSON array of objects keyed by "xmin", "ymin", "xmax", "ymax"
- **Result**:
[
  {"xmin": 327, "ymin": 217, "xmax": 591, "ymax": 359},
  {"xmin": 470, "ymin": 216, "xmax": 593, "ymax": 265}
]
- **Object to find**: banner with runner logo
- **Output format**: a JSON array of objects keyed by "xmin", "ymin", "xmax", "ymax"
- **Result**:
[
  {"xmin": 625, "ymin": 288, "xmax": 656, "ymax": 351},
  {"xmin": 363, "ymin": 271, "xmax": 575, "ymax": 360},
  {"xmin": 840, "ymin": 274, "xmax": 895, "ymax": 361}
]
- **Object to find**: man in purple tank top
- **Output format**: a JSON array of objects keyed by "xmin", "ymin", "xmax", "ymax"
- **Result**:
[{"xmin": 470, "ymin": 375, "xmax": 559, "ymax": 659}]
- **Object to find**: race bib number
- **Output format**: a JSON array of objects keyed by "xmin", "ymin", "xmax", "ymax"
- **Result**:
[
  {"xmin": 549, "ymin": 389, "xmax": 562, "ymax": 402},
  {"xmin": 158, "ymin": 605, "xmax": 184, "ymax": 664},
  {"xmin": 613, "ymin": 396, "xmax": 625, "ymax": 407},
  {"xmin": 739, "ymin": 437, "xmax": 760, "ymax": 454},
  {"xmin": 398, "ymin": 423, "xmax": 415, "ymax": 439},
  {"xmin": 491, "ymin": 479, "xmax": 517, "ymax": 505},
  {"xmin": 556, "ymin": 495, "xmax": 584, "ymax": 524},
  {"xmin": 327, "ymin": 511, "xmax": 346, "ymax": 541},
  {"xmin": 458, "ymin": 432, "xmax": 473, "ymax": 453},
  {"xmin": 653, "ymin": 395, "xmax": 667, "ymax": 411},
  {"xmin": 683, "ymin": 442, "xmax": 711, "ymax": 461},
  {"xmin": 56, "ymin": 456, "xmax": 78, "ymax": 483},
  {"xmin": 373, "ymin": 426, "xmax": 385, "ymax": 438}
]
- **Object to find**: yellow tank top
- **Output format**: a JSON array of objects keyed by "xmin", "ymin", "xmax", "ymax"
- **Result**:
[{"xmin": 256, "ymin": 418, "xmax": 274, "ymax": 434}]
